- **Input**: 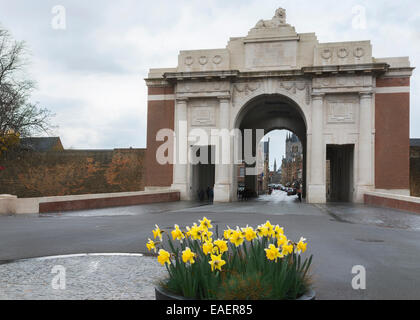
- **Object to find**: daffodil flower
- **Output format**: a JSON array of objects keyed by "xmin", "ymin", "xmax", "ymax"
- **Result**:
[
  {"xmin": 209, "ymin": 254, "xmax": 226, "ymax": 272},
  {"xmin": 202, "ymin": 240, "xmax": 214, "ymax": 255},
  {"xmin": 295, "ymin": 237, "xmax": 308, "ymax": 254},
  {"xmin": 146, "ymin": 239, "xmax": 157, "ymax": 253},
  {"xmin": 201, "ymin": 230, "xmax": 213, "ymax": 242},
  {"xmin": 274, "ymin": 225, "xmax": 284, "ymax": 238},
  {"xmin": 263, "ymin": 221, "xmax": 275, "ymax": 238},
  {"xmin": 171, "ymin": 224, "xmax": 185, "ymax": 242},
  {"xmin": 277, "ymin": 234, "xmax": 288, "ymax": 247},
  {"xmin": 224, "ymin": 227, "xmax": 234, "ymax": 240},
  {"xmin": 188, "ymin": 223, "xmax": 203, "ymax": 241},
  {"xmin": 153, "ymin": 224, "xmax": 163, "ymax": 241},
  {"xmin": 157, "ymin": 249, "xmax": 171, "ymax": 266},
  {"xmin": 182, "ymin": 247, "xmax": 196, "ymax": 264},
  {"xmin": 229, "ymin": 229, "xmax": 244, "ymax": 247},
  {"xmin": 282, "ymin": 242, "xmax": 294, "ymax": 256},
  {"xmin": 199, "ymin": 217, "xmax": 213, "ymax": 230},
  {"xmin": 265, "ymin": 244, "xmax": 283, "ymax": 262},
  {"xmin": 242, "ymin": 226, "xmax": 257, "ymax": 242},
  {"xmin": 214, "ymin": 239, "xmax": 228, "ymax": 254}
]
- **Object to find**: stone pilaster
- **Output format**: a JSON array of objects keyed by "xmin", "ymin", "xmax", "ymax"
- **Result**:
[
  {"xmin": 307, "ymin": 93, "xmax": 326, "ymax": 203},
  {"xmin": 355, "ymin": 91, "xmax": 374, "ymax": 202},
  {"xmin": 214, "ymin": 96, "xmax": 232, "ymax": 202},
  {"xmin": 171, "ymin": 98, "xmax": 189, "ymax": 199}
]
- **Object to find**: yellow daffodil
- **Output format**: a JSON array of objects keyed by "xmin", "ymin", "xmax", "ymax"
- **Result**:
[
  {"xmin": 282, "ymin": 242, "xmax": 294, "ymax": 256},
  {"xmin": 296, "ymin": 237, "xmax": 308, "ymax": 254},
  {"xmin": 182, "ymin": 247, "xmax": 196, "ymax": 264},
  {"xmin": 201, "ymin": 230, "xmax": 213, "ymax": 242},
  {"xmin": 199, "ymin": 217, "xmax": 213, "ymax": 230},
  {"xmin": 265, "ymin": 244, "xmax": 283, "ymax": 262},
  {"xmin": 209, "ymin": 254, "xmax": 226, "ymax": 272},
  {"xmin": 224, "ymin": 227, "xmax": 234, "ymax": 240},
  {"xmin": 242, "ymin": 226, "xmax": 257, "ymax": 242},
  {"xmin": 157, "ymin": 249, "xmax": 171, "ymax": 266},
  {"xmin": 153, "ymin": 224, "xmax": 163, "ymax": 241},
  {"xmin": 214, "ymin": 239, "xmax": 228, "ymax": 254},
  {"xmin": 171, "ymin": 224, "xmax": 185, "ymax": 241},
  {"xmin": 187, "ymin": 223, "xmax": 203, "ymax": 241},
  {"xmin": 256, "ymin": 225, "xmax": 264, "ymax": 238},
  {"xmin": 263, "ymin": 221, "xmax": 275, "ymax": 238},
  {"xmin": 202, "ymin": 240, "xmax": 214, "ymax": 255},
  {"xmin": 229, "ymin": 229, "xmax": 245, "ymax": 247},
  {"xmin": 146, "ymin": 239, "xmax": 157, "ymax": 253},
  {"xmin": 277, "ymin": 234, "xmax": 288, "ymax": 247},
  {"xmin": 274, "ymin": 225, "xmax": 284, "ymax": 238}
]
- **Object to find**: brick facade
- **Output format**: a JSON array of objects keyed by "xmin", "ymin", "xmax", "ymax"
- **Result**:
[
  {"xmin": 375, "ymin": 77, "xmax": 410, "ymax": 190},
  {"xmin": 145, "ymin": 86, "xmax": 175, "ymax": 187}
]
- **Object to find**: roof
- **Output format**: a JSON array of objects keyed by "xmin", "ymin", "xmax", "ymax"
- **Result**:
[
  {"xmin": 410, "ymin": 139, "xmax": 420, "ymax": 147},
  {"xmin": 20, "ymin": 137, "xmax": 64, "ymax": 152}
]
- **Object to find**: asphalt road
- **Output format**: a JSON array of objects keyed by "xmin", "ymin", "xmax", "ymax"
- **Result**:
[{"xmin": 1, "ymin": 190, "xmax": 420, "ymax": 300}]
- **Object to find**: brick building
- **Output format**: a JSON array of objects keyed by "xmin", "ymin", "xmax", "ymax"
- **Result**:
[{"xmin": 281, "ymin": 133, "xmax": 303, "ymax": 186}]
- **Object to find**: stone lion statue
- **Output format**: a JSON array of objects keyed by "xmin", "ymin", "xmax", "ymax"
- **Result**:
[{"xmin": 255, "ymin": 8, "xmax": 287, "ymax": 29}]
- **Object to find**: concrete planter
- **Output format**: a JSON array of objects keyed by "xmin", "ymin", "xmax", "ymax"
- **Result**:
[{"xmin": 155, "ymin": 286, "xmax": 316, "ymax": 300}]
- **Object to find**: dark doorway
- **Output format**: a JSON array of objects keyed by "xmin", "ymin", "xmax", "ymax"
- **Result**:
[
  {"xmin": 191, "ymin": 146, "xmax": 215, "ymax": 201},
  {"xmin": 327, "ymin": 145, "xmax": 354, "ymax": 202}
]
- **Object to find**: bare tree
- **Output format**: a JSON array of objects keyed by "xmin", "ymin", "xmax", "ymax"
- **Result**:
[{"xmin": 0, "ymin": 27, "xmax": 55, "ymax": 138}]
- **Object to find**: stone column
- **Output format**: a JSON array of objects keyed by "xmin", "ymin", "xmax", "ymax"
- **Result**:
[
  {"xmin": 356, "ymin": 91, "xmax": 374, "ymax": 202},
  {"xmin": 171, "ymin": 98, "xmax": 189, "ymax": 199},
  {"xmin": 307, "ymin": 93, "xmax": 326, "ymax": 203},
  {"xmin": 214, "ymin": 96, "xmax": 232, "ymax": 202}
]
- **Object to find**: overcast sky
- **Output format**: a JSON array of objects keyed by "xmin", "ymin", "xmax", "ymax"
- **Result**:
[{"xmin": 1, "ymin": 0, "xmax": 419, "ymax": 167}]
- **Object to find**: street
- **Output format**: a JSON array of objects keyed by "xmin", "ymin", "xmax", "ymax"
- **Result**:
[{"xmin": 1, "ymin": 190, "xmax": 420, "ymax": 299}]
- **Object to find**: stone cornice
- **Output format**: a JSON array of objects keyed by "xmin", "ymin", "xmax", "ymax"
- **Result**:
[
  {"xmin": 302, "ymin": 63, "xmax": 389, "ymax": 76},
  {"xmin": 144, "ymin": 78, "xmax": 171, "ymax": 87},
  {"xmin": 145, "ymin": 63, "xmax": 396, "ymax": 84},
  {"xmin": 164, "ymin": 70, "xmax": 240, "ymax": 82}
]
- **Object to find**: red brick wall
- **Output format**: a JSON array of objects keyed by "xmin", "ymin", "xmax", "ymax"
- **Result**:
[
  {"xmin": 365, "ymin": 194, "xmax": 420, "ymax": 215},
  {"xmin": 39, "ymin": 191, "xmax": 180, "ymax": 213},
  {"xmin": 376, "ymin": 77, "xmax": 410, "ymax": 87},
  {"xmin": 145, "ymin": 86, "xmax": 175, "ymax": 187},
  {"xmin": 0, "ymin": 149, "xmax": 146, "ymax": 197},
  {"xmin": 375, "ymin": 78, "xmax": 410, "ymax": 190}
]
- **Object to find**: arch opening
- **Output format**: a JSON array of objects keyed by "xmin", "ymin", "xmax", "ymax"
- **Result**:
[{"xmin": 234, "ymin": 94, "xmax": 307, "ymax": 202}]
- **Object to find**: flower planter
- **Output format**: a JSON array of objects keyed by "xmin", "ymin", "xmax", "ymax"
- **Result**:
[
  {"xmin": 155, "ymin": 286, "xmax": 316, "ymax": 301},
  {"xmin": 149, "ymin": 218, "xmax": 314, "ymax": 302}
]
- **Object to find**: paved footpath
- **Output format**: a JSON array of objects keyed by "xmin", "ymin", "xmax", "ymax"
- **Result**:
[{"xmin": 1, "ymin": 190, "xmax": 420, "ymax": 300}]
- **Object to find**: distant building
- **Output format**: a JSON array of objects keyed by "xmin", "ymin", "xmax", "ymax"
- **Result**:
[
  {"xmin": 281, "ymin": 133, "xmax": 303, "ymax": 186},
  {"xmin": 20, "ymin": 137, "xmax": 64, "ymax": 152},
  {"xmin": 237, "ymin": 139, "xmax": 270, "ymax": 195},
  {"xmin": 410, "ymin": 139, "xmax": 420, "ymax": 197},
  {"xmin": 270, "ymin": 158, "xmax": 282, "ymax": 184}
]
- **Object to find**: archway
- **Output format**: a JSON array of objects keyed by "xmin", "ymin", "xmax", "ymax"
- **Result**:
[{"xmin": 234, "ymin": 94, "xmax": 307, "ymax": 201}]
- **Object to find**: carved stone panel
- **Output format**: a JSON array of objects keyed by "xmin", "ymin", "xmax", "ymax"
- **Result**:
[
  {"xmin": 190, "ymin": 101, "xmax": 217, "ymax": 127},
  {"xmin": 192, "ymin": 108, "xmax": 215, "ymax": 126},
  {"xmin": 314, "ymin": 41, "xmax": 372, "ymax": 66},
  {"xmin": 245, "ymin": 41, "xmax": 297, "ymax": 69},
  {"xmin": 326, "ymin": 95, "xmax": 358, "ymax": 124},
  {"xmin": 178, "ymin": 49, "xmax": 230, "ymax": 72}
]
